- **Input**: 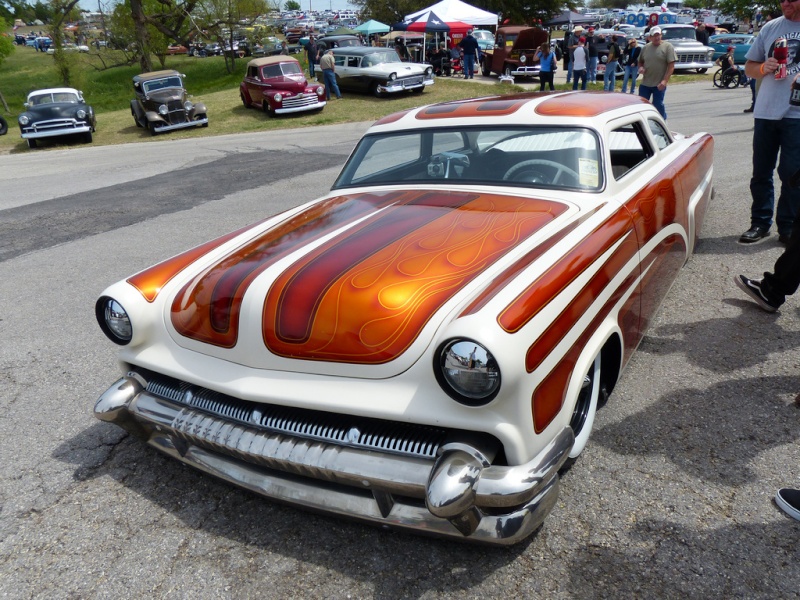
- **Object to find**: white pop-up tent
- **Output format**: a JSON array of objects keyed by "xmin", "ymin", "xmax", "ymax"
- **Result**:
[{"xmin": 405, "ymin": 0, "xmax": 498, "ymax": 27}]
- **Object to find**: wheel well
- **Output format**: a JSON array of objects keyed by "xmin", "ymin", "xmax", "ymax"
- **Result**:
[{"xmin": 598, "ymin": 333, "xmax": 622, "ymax": 408}]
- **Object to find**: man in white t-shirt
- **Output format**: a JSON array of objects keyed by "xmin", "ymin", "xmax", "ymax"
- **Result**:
[{"xmin": 571, "ymin": 37, "xmax": 588, "ymax": 90}]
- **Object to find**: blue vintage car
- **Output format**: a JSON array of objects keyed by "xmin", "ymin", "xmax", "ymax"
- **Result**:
[{"xmin": 708, "ymin": 33, "xmax": 756, "ymax": 64}]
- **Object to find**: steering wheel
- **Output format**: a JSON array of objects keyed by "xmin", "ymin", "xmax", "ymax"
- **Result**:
[{"xmin": 503, "ymin": 159, "xmax": 579, "ymax": 186}]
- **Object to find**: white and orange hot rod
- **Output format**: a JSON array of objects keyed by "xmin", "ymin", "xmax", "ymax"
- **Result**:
[{"xmin": 94, "ymin": 91, "xmax": 713, "ymax": 544}]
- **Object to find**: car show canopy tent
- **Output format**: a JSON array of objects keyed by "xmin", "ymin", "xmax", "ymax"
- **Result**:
[
  {"xmin": 405, "ymin": 0, "xmax": 498, "ymax": 27},
  {"xmin": 354, "ymin": 19, "xmax": 390, "ymax": 35}
]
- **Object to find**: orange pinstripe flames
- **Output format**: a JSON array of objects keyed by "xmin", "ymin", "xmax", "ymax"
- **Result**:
[
  {"xmin": 535, "ymin": 92, "xmax": 649, "ymax": 117},
  {"xmin": 504, "ymin": 134, "xmax": 713, "ymax": 434},
  {"xmin": 262, "ymin": 192, "xmax": 567, "ymax": 363},
  {"xmin": 127, "ymin": 222, "xmax": 265, "ymax": 303}
]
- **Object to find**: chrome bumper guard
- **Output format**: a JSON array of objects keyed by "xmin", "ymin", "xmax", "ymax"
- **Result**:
[
  {"xmin": 510, "ymin": 66, "xmax": 541, "ymax": 77},
  {"xmin": 275, "ymin": 100, "xmax": 326, "ymax": 114},
  {"xmin": 95, "ymin": 373, "xmax": 574, "ymax": 545},
  {"xmin": 21, "ymin": 123, "xmax": 92, "ymax": 139},
  {"xmin": 152, "ymin": 117, "xmax": 208, "ymax": 133}
]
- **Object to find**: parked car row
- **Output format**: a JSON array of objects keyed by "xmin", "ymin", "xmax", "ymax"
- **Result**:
[{"xmin": 15, "ymin": 47, "xmax": 435, "ymax": 149}]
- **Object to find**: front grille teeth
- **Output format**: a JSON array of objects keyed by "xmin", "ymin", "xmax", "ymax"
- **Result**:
[{"xmin": 144, "ymin": 374, "xmax": 446, "ymax": 459}]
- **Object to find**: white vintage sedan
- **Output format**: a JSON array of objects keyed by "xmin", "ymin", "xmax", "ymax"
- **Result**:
[
  {"xmin": 331, "ymin": 46, "xmax": 434, "ymax": 97},
  {"xmin": 94, "ymin": 92, "xmax": 713, "ymax": 545}
]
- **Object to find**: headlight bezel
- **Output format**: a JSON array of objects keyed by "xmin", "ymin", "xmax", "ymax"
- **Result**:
[
  {"xmin": 95, "ymin": 296, "xmax": 133, "ymax": 345},
  {"xmin": 434, "ymin": 338, "xmax": 501, "ymax": 407}
]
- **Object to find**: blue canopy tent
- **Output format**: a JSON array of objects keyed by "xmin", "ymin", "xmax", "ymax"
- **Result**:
[{"xmin": 354, "ymin": 19, "xmax": 390, "ymax": 36}]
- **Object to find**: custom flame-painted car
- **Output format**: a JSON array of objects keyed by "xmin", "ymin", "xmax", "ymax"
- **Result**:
[
  {"xmin": 94, "ymin": 92, "xmax": 713, "ymax": 545},
  {"xmin": 130, "ymin": 70, "xmax": 208, "ymax": 135},
  {"xmin": 239, "ymin": 56, "xmax": 326, "ymax": 116},
  {"xmin": 17, "ymin": 87, "xmax": 96, "ymax": 149}
]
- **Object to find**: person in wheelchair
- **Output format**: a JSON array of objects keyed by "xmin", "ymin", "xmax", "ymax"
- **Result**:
[
  {"xmin": 717, "ymin": 46, "xmax": 740, "ymax": 85},
  {"xmin": 431, "ymin": 43, "xmax": 451, "ymax": 76}
]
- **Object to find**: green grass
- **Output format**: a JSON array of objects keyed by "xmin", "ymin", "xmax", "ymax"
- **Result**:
[{"xmin": 0, "ymin": 37, "xmax": 713, "ymax": 153}]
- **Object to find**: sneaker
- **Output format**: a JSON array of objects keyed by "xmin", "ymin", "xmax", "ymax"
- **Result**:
[
  {"xmin": 744, "ymin": 106, "xmax": 754, "ymax": 113},
  {"xmin": 775, "ymin": 488, "xmax": 800, "ymax": 521},
  {"xmin": 734, "ymin": 275, "xmax": 780, "ymax": 312},
  {"xmin": 738, "ymin": 226, "xmax": 770, "ymax": 244}
]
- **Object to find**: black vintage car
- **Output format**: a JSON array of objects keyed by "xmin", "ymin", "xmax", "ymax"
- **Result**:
[
  {"xmin": 130, "ymin": 70, "xmax": 208, "ymax": 135},
  {"xmin": 17, "ymin": 87, "xmax": 96, "ymax": 149}
]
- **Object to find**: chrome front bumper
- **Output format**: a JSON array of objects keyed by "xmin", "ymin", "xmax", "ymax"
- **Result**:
[
  {"xmin": 21, "ymin": 124, "xmax": 92, "ymax": 139},
  {"xmin": 95, "ymin": 373, "xmax": 574, "ymax": 545},
  {"xmin": 151, "ymin": 117, "xmax": 208, "ymax": 132}
]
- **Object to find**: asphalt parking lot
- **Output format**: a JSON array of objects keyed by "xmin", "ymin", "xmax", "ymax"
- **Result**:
[{"xmin": 0, "ymin": 80, "xmax": 798, "ymax": 598}]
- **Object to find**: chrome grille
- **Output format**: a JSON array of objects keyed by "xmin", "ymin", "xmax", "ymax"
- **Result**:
[
  {"xmin": 282, "ymin": 93, "xmax": 320, "ymax": 109},
  {"xmin": 144, "ymin": 374, "xmax": 446, "ymax": 459},
  {"xmin": 22, "ymin": 118, "xmax": 84, "ymax": 134},
  {"xmin": 165, "ymin": 100, "xmax": 188, "ymax": 124},
  {"xmin": 677, "ymin": 53, "xmax": 709, "ymax": 63},
  {"xmin": 400, "ymin": 75, "xmax": 424, "ymax": 88}
]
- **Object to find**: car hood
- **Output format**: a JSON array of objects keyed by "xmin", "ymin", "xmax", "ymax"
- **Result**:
[
  {"xmin": 145, "ymin": 189, "xmax": 571, "ymax": 376},
  {"xmin": 262, "ymin": 74, "xmax": 311, "ymax": 92},
  {"xmin": 24, "ymin": 103, "xmax": 86, "ymax": 118}
]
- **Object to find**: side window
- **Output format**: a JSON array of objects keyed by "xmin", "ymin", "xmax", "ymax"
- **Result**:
[
  {"xmin": 647, "ymin": 119, "xmax": 672, "ymax": 150},
  {"xmin": 608, "ymin": 121, "xmax": 654, "ymax": 180},
  {"xmin": 349, "ymin": 134, "xmax": 421, "ymax": 182},
  {"xmin": 248, "ymin": 67, "xmax": 258, "ymax": 78},
  {"xmin": 347, "ymin": 56, "xmax": 359, "ymax": 67},
  {"xmin": 334, "ymin": 55, "xmax": 346, "ymax": 67},
  {"xmin": 431, "ymin": 131, "xmax": 467, "ymax": 154}
]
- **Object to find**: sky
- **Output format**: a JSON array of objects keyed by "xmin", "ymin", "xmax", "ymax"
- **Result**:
[{"xmin": 78, "ymin": 0, "xmax": 361, "ymax": 13}]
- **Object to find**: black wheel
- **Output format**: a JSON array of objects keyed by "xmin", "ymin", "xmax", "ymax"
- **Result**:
[
  {"xmin": 148, "ymin": 121, "xmax": 158, "ymax": 136},
  {"xmin": 723, "ymin": 72, "xmax": 738, "ymax": 88},
  {"xmin": 713, "ymin": 69, "xmax": 723, "ymax": 88},
  {"xmin": 0, "ymin": 115, "xmax": 7, "ymax": 136},
  {"xmin": 411, "ymin": 86, "xmax": 424, "ymax": 94},
  {"xmin": 371, "ymin": 82, "xmax": 384, "ymax": 98},
  {"xmin": 503, "ymin": 64, "xmax": 513, "ymax": 77},
  {"xmin": 697, "ymin": 68, "xmax": 707, "ymax": 74},
  {"xmin": 241, "ymin": 92, "xmax": 249, "ymax": 108},
  {"xmin": 83, "ymin": 131, "xmax": 93, "ymax": 144},
  {"xmin": 262, "ymin": 101, "xmax": 274, "ymax": 117},
  {"xmin": 481, "ymin": 59, "xmax": 491, "ymax": 77},
  {"xmin": 27, "ymin": 138, "xmax": 37, "ymax": 149}
]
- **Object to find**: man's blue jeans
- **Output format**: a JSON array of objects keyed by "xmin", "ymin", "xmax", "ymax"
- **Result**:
[
  {"xmin": 638, "ymin": 84, "xmax": 667, "ymax": 119},
  {"xmin": 603, "ymin": 60, "xmax": 618, "ymax": 90},
  {"xmin": 322, "ymin": 69, "xmax": 341, "ymax": 99},
  {"xmin": 463, "ymin": 53, "xmax": 475, "ymax": 78},
  {"xmin": 749, "ymin": 118, "xmax": 800, "ymax": 236},
  {"xmin": 621, "ymin": 65, "xmax": 638, "ymax": 93},
  {"xmin": 587, "ymin": 56, "xmax": 598, "ymax": 83}
]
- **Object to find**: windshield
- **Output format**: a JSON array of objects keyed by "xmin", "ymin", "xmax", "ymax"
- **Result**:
[
  {"xmin": 661, "ymin": 27, "xmax": 695, "ymax": 40},
  {"xmin": 334, "ymin": 126, "xmax": 602, "ymax": 192},
  {"xmin": 142, "ymin": 76, "xmax": 184, "ymax": 94},
  {"xmin": 473, "ymin": 31, "xmax": 494, "ymax": 42},
  {"xmin": 362, "ymin": 50, "xmax": 402, "ymax": 66},
  {"xmin": 30, "ymin": 92, "xmax": 79, "ymax": 105},
  {"xmin": 262, "ymin": 62, "xmax": 303, "ymax": 77}
]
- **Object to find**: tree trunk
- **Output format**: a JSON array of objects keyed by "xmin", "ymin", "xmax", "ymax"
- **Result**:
[{"xmin": 130, "ymin": 0, "xmax": 153, "ymax": 72}]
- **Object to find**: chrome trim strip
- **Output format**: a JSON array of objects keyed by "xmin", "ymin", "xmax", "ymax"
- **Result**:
[
  {"xmin": 275, "ymin": 101, "xmax": 326, "ymax": 114},
  {"xmin": 21, "ymin": 124, "xmax": 92, "ymax": 139}
]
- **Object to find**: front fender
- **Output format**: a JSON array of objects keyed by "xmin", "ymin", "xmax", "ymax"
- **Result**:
[{"xmin": 191, "ymin": 102, "xmax": 208, "ymax": 116}]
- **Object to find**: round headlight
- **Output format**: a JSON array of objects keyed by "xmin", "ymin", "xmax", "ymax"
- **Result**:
[
  {"xmin": 76, "ymin": 109, "xmax": 86, "ymax": 119},
  {"xmin": 19, "ymin": 115, "xmax": 29, "ymax": 125},
  {"xmin": 274, "ymin": 93, "xmax": 283, "ymax": 103},
  {"xmin": 435, "ymin": 339, "xmax": 500, "ymax": 406},
  {"xmin": 95, "ymin": 297, "xmax": 132, "ymax": 345},
  {"xmin": 389, "ymin": 72, "xmax": 396, "ymax": 81},
  {"xmin": 158, "ymin": 104, "xmax": 168, "ymax": 115},
  {"xmin": 425, "ymin": 67, "xmax": 433, "ymax": 76},
  {"xmin": 183, "ymin": 100, "xmax": 193, "ymax": 111},
  {"xmin": 316, "ymin": 86, "xmax": 324, "ymax": 96},
  {"xmin": 707, "ymin": 50, "xmax": 714, "ymax": 60},
  {"xmin": 520, "ymin": 54, "xmax": 527, "ymax": 64}
]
